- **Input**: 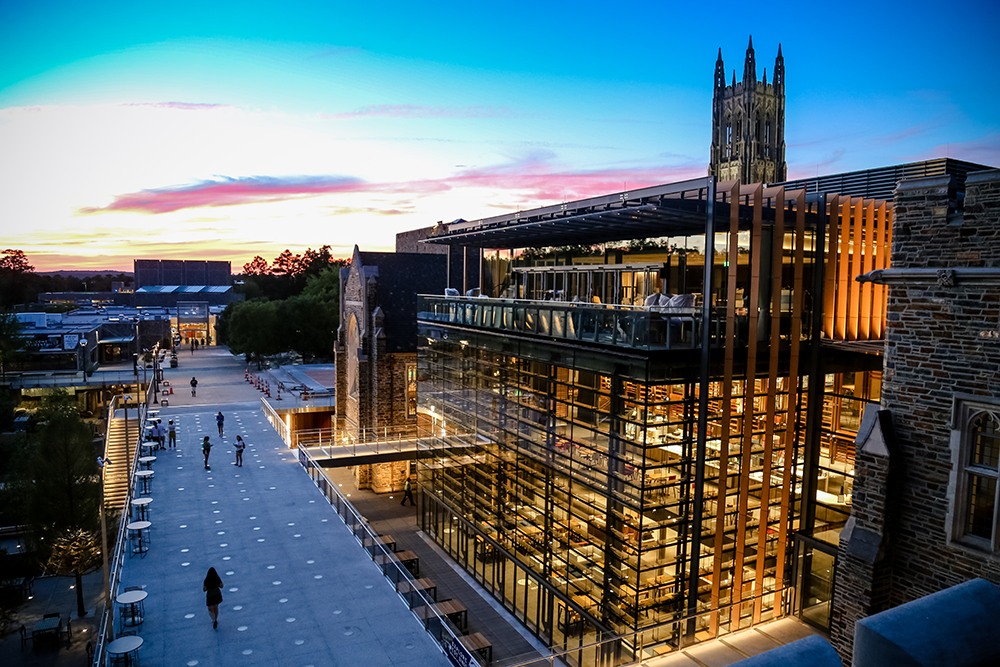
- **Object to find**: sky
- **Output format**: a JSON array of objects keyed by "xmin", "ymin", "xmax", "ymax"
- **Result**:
[{"xmin": 1, "ymin": 0, "xmax": 998, "ymax": 273}]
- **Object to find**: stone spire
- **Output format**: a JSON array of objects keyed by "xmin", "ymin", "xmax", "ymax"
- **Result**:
[{"xmin": 743, "ymin": 35, "xmax": 756, "ymax": 87}]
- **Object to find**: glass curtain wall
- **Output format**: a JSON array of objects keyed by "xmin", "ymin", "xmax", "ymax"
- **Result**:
[{"xmin": 416, "ymin": 326, "xmax": 812, "ymax": 655}]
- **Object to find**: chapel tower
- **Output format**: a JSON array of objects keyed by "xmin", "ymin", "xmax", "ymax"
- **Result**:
[{"xmin": 709, "ymin": 37, "xmax": 786, "ymax": 184}]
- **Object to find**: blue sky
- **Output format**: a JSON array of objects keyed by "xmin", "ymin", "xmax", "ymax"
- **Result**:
[{"xmin": 1, "ymin": 0, "xmax": 998, "ymax": 271}]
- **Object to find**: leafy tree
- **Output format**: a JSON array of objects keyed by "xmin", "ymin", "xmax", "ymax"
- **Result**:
[
  {"xmin": 0, "ymin": 250, "xmax": 35, "ymax": 307},
  {"xmin": 225, "ymin": 300, "xmax": 282, "ymax": 368},
  {"xmin": 28, "ymin": 390, "xmax": 102, "ymax": 612},
  {"xmin": 242, "ymin": 256, "xmax": 270, "ymax": 275},
  {"xmin": 0, "ymin": 249, "xmax": 33, "ymax": 273},
  {"xmin": 0, "ymin": 310, "xmax": 25, "ymax": 381},
  {"xmin": 46, "ymin": 529, "xmax": 102, "ymax": 617}
]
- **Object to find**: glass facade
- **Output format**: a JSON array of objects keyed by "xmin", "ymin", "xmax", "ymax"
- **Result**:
[{"xmin": 415, "ymin": 183, "xmax": 890, "ymax": 658}]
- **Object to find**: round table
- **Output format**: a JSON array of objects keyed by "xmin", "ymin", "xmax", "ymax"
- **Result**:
[
  {"xmin": 141, "ymin": 441, "xmax": 157, "ymax": 454},
  {"xmin": 136, "ymin": 470, "xmax": 154, "ymax": 496},
  {"xmin": 107, "ymin": 634, "xmax": 143, "ymax": 665},
  {"xmin": 116, "ymin": 589, "xmax": 148, "ymax": 627},
  {"xmin": 139, "ymin": 456, "xmax": 156, "ymax": 470},
  {"xmin": 130, "ymin": 497, "xmax": 152, "ymax": 522},
  {"xmin": 127, "ymin": 521, "xmax": 151, "ymax": 555}
]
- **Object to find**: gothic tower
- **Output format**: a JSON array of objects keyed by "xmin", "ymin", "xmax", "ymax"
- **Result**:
[{"xmin": 709, "ymin": 37, "xmax": 786, "ymax": 184}]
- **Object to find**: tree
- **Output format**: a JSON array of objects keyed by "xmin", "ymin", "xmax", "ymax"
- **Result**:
[
  {"xmin": 0, "ymin": 250, "xmax": 36, "ymax": 307},
  {"xmin": 28, "ymin": 390, "xmax": 102, "ymax": 616},
  {"xmin": 225, "ymin": 300, "xmax": 283, "ymax": 368},
  {"xmin": 46, "ymin": 529, "xmax": 102, "ymax": 617},
  {"xmin": 242, "ymin": 256, "xmax": 270, "ymax": 275},
  {"xmin": 0, "ymin": 310, "xmax": 25, "ymax": 381},
  {"xmin": 0, "ymin": 249, "xmax": 33, "ymax": 273}
]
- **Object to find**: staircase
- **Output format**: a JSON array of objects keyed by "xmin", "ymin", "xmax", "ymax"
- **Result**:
[{"xmin": 104, "ymin": 416, "xmax": 139, "ymax": 514}]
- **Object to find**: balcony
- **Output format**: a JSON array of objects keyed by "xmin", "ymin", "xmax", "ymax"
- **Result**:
[{"xmin": 418, "ymin": 295, "xmax": 725, "ymax": 351}]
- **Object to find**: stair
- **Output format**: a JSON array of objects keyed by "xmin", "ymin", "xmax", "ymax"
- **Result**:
[{"xmin": 104, "ymin": 417, "xmax": 139, "ymax": 514}]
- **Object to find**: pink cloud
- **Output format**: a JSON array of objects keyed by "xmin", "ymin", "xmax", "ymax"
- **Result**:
[
  {"xmin": 123, "ymin": 102, "xmax": 233, "ymax": 111},
  {"xmin": 322, "ymin": 104, "xmax": 514, "ymax": 120},
  {"xmin": 903, "ymin": 134, "xmax": 1000, "ymax": 167},
  {"xmin": 77, "ymin": 175, "xmax": 365, "ymax": 215}
]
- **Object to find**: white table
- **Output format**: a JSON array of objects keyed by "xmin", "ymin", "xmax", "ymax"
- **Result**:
[
  {"xmin": 107, "ymin": 634, "xmax": 143, "ymax": 665},
  {"xmin": 127, "ymin": 521, "xmax": 151, "ymax": 555},
  {"xmin": 116, "ymin": 589, "xmax": 148, "ymax": 627},
  {"xmin": 130, "ymin": 497, "xmax": 152, "ymax": 521},
  {"xmin": 139, "ymin": 456, "xmax": 156, "ymax": 470},
  {"xmin": 135, "ymin": 469, "xmax": 154, "ymax": 495}
]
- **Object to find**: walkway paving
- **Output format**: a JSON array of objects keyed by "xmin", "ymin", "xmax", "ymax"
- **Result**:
[
  {"xmin": 116, "ymin": 346, "xmax": 450, "ymax": 667},
  {"xmin": 321, "ymin": 466, "xmax": 548, "ymax": 666}
]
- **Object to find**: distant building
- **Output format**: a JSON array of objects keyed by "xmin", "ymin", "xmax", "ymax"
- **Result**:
[
  {"xmin": 133, "ymin": 259, "xmax": 231, "ymax": 289},
  {"xmin": 709, "ymin": 37, "xmax": 786, "ymax": 184}
]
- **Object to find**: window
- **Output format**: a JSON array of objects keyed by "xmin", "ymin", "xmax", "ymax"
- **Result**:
[
  {"xmin": 950, "ymin": 398, "xmax": 1000, "ymax": 551},
  {"xmin": 406, "ymin": 363, "xmax": 418, "ymax": 418}
]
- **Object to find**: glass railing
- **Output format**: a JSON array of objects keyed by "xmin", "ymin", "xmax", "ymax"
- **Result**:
[
  {"xmin": 297, "ymin": 446, "xmax": 487, "ymax": 666},
  {"xmin": 418, "ymin": 295, "xmax": 724, "ymax": 351}
]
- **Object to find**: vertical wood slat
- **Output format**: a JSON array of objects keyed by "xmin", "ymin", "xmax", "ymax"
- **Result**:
[
  {"xmin": 776, "ymin": 189, "xmax": 806, "ymax": 615},
  {"xmin": 836, "ymin": 197, "xmax": 852, "ymax": 340},
  {"xmin": 709, "ymin": 181, "xmax": 741, "ymax": 636},
  {"xmin": 734, "ymin": 185, "xmax": 763, "ymax": 626},
  {"xmin": 871, "ymin": 202, "xmax": 887, "ymax": 338},
  {"xmin": 847, "ymin": 199, "xmax": 865, "ymax": 340},
  {"xmin": 883, "ymin": 205, "xmax": 893, "ymax": 328},
  {"xmin": 822, "ymin": 195, "xmax": 840, "ymax": 339},
  {"xmin": 859, "ymin": 201, "xmax": 876, "ymax": 339},
  {"xmin": 753, "ymin": 187, "xmax": 785, "ymax": 623}
]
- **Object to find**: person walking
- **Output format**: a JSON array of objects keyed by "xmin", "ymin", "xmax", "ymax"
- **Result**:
[
  {"xmin": 168, "ymin": 420, "xmax": 177, "ymax": 448},
  {"xmin": 216, "ymin": 411, "xmax": 225, "ymax": 437},
  {"xmin": 401, "ymin": 477, "xmax": 415, "ymax": 506},
  {"xmin": 190, "ymin": 339, "xmax": 194, "ymax": 355},
  {"xmin": 203, "ymin": 567, "xmax": 223, "ymax": 629},
  {"xmin": 234, "ymin": 435, "xmax": 245, "ymax": 467},
  {"xmin": 190, "ymin": 376, "xmax": 198, "ymax": 397},
  {"xmin": 202, "ymin": 436, "xmax": 212, "ymax": 469}
]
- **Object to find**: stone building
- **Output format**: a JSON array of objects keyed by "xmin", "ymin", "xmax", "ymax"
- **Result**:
[
  {"xmin": 334, "ymin": 245, "xmax": 447, "ymax": 492},
  {"xmin": 709, "ymin": 37, "xmax": 786, "ymax": 185},
  {"xmin": 831, "ymin": 169, "xmax": 1000, "ymax": 663}
]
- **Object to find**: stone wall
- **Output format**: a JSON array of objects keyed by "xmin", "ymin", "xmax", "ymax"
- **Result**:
[{"xmin": 830, "ymin": 170, "xmax": 1000, "ymax": 664}]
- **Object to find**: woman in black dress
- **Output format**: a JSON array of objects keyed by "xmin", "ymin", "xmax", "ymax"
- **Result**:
[{"xmin": 204, "ymin": 567, "xmax": 223, "ymax": 628}]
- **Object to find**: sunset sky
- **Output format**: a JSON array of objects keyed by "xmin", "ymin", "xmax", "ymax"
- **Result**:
[{"xmin": 2, "ymin": 0, "xmax": 998, "ymax": 273}]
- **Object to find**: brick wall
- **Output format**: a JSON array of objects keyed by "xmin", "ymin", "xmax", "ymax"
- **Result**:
[{"xmin": 831, "ymin": 170, "xmax": 1000, "ymax": 664}]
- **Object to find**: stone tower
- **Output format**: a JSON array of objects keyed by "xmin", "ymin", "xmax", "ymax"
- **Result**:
[{"xmin": 709, "ymin": 37, "xmax": 786, "ymax": 184}]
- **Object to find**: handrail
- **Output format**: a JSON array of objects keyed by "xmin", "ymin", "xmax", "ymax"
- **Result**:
[
  {"xmin": 297, "ymin": 445, "xmax": 486, "ymax": 666},
  {"xmin": 92, "ymin": 383, "xmax": 153, "ymax": 667}
]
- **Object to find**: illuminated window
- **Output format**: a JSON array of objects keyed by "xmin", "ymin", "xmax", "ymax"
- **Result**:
[
  {"xmin": 406, "ymin": 364, "xmax": 418, "ymax": 418},
  {"xmin": 950, "ymin": 398, "xmax": 1000, "ymax": 550}
]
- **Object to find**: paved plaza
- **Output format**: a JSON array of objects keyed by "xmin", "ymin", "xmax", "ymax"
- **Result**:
[{"xmin": 114, "ymin": 346, "xmax": 451, "ymax": 667}]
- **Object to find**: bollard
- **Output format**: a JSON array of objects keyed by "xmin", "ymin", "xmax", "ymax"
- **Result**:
[{"xmin": 276, "ymin": 387, "xmax": 282, "ymax": 400}]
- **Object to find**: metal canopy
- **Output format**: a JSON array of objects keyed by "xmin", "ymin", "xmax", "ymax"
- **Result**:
[
  {"xmin": 421, "ymin": 176, "xmax": 810, "ymax": 249},
  {"xmin": 424, "ymin": 177, "xmax": 717, "ymax": 248}
]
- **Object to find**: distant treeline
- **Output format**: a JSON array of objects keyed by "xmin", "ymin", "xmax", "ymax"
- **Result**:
[{"xmin": 0, "ymin": 249, "xmax": 133, "ymax": 308}]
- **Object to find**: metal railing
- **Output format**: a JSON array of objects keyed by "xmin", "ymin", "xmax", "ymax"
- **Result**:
[
  {"xmin": 297, "ymin": 446, "xmax": 485, "ymax": 666},
  {"xmin": 2, "ymin": 369, "xmax": 146, "ymax": 389},
  {"xmin": 418, "ymin": 295, "xmax": 716, "ymax": 351},
  {"xmin": 260, "ymin": 398, "xmax": 290, "ymax": 443},
  {"xmin": 92, "ymin": 384, "xmax": 154, "ymax": 667},
  {"xmin": 500, "ymin": 585, "xmax": 794, "ymax": 667}
]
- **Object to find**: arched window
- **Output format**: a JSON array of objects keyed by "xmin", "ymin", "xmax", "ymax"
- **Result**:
[{"xmin": 951, "ymin": 400, "xmax": 1000, "ymax": 550}]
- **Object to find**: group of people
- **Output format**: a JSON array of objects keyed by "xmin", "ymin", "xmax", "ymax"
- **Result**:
[
  {"xmin": 199, "ymin": 411, "xmax": 245, "ymax": 469},
  {"xmin": 146, "ymin": 418, "xmax": 178, "ymax": 450}
]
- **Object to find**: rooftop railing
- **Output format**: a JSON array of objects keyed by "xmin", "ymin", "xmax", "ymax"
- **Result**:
[{"xmin": 418, "ymin": 295, "xmax": 723, "ymax": 351}]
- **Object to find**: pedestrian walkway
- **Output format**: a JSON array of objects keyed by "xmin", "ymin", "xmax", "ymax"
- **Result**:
[
  {"xmin": 115, "ymin": 346, "xmax": 450, "ymax": 667},
  {"xmin": 321, "ymin": 467, "xmax": 549, "ymax": 666}
]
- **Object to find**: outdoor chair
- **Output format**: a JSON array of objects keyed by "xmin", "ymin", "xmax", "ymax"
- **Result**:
[
  {"xmin": 19, "ymin": 624, "xmax": 29, "ymax": 651},
  {"xmin": 86, "ymin": 640, "xmax": 95, "ymax": 664}
]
